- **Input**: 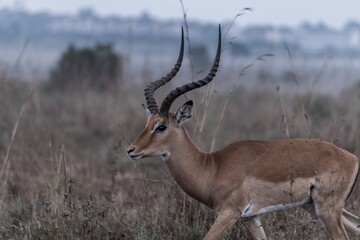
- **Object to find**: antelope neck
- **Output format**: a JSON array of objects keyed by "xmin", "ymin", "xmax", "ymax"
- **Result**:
[{"xmin": 165, "ymin": 127, "xmax": 215, "ymax": 208}]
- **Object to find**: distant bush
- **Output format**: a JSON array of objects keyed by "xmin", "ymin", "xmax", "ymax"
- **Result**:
[{"xmin": 48, "ymin": 43, "xmax": 122, "ymax": 91}]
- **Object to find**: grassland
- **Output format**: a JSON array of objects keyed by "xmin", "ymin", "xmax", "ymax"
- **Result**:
[{"xmin": 0, "ymin": 55, "xmax": 360, "ymax": 240}]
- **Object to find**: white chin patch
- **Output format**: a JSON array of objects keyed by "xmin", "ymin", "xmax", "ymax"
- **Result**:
[{"xmin": 161, "ymin": 152, "xmax": 170, "ymax": 161}]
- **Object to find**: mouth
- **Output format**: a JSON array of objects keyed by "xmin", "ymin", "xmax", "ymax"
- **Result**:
[{"xmin": 128, "ymin": 153, "xmax": 143, "ymax": 160}]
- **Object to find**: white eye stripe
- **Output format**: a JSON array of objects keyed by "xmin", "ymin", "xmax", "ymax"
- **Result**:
[{"xmin": 152, "ymin": 122, "xmax": 162, "ymax": 133}]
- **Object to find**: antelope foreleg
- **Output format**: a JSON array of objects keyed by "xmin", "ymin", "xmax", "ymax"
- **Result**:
[{"xmin": 203, "ymin": 209, "xmax": 238, "ymax": 240}]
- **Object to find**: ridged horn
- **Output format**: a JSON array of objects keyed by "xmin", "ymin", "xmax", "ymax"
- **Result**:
[
  {"xmin": 159, "ymin": 24, "xmax": 221, "ymax": 116},
  {"xmin": 144, "ymin": 27, "xmax": 184, "ymax": 114}
]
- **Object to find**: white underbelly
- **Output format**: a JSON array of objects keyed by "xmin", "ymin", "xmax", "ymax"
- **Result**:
[
  {"xmin": 240, "ymin": 197, "xmax": 310, "ymax": 218},
  {"xmin": 240, "ymin": 176, "xmax": 314, "ymax": 218}
]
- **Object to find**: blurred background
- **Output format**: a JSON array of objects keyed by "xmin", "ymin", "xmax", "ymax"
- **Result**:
[
  {"xmin": 1, "ymin": 0, "xmax": 360, "ymax": 239},
  {"xmin": 1, "ymin": 0, "xmax": 360, "ymax": 91}
]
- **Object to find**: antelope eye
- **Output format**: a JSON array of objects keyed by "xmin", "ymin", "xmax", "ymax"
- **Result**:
[{"xmin": 155, "ymin": 124, "xmax": 167, "ymax": 133}]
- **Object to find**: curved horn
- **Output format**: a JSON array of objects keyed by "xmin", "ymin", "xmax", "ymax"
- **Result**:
[
  {"xmin": 144, "ymin": 27, "xmax": 184, "ymax": 114},
  {"xmin": 159, "ymin": 25, "xmax": 221, "ymax": 116}
]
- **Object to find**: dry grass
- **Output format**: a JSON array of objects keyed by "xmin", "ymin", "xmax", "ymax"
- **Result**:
[{"xmin": 0, "ymin": 57, "xmax": 360, "ymax": 239}]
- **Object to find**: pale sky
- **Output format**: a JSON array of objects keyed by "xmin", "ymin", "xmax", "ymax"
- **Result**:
[{"xmin": 1, "ymin": 0, "xmax": 359, "ymax": 29}]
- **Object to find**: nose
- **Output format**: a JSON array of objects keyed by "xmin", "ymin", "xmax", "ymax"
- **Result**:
[{"xmin": 127, "ymin": 146, "xmax": 135, "ymax": 155}]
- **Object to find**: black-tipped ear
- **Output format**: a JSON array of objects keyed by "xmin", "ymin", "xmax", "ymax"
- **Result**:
[
  {"xmin": 174, "ymin": 100, "xmax": 193, "ymax": 126},
  {"xmin": 142, "ymin": 104, "xmax": 152, "ymax": 118}
]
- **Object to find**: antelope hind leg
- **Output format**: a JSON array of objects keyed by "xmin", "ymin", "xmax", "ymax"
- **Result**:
[{"xmin": 243, "ymin": 216, "xmax": 267, "ymax": 240}]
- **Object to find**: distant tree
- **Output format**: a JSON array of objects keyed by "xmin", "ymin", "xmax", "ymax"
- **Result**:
[{"xmin": 48, "ymin": 43, "xmax": 122, "ymax": 91}]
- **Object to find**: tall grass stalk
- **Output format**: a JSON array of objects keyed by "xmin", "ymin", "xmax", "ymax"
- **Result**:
[
  {"xmin": 0, "ymin": 88, "xmax": 33, "ymax": 207},
  {"xmin": 210, "ymin": 54, "xmax": 273, "ymax": 151},
  {"xmin": 284, "ymin": 43, "xmax": 310, "ymax": 137}
]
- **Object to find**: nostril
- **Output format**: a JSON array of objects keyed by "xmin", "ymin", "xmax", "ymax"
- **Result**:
[{"xmin": 127, "ymin": 147, "xmax": 135, "ymax": 154}]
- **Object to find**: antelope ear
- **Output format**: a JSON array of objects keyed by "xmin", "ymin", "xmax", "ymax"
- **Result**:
[
  {"xmin": 174, "ymin": 100, "xmax": 193, "ymax": 126},
  {"xmin": 142, "ymin": 104, "xmax": 152, "ymax": 118}
]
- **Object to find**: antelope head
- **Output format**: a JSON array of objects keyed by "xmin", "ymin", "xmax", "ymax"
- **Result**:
[{"xmin": 127, "ymin": 26, "xmax": 221, "ymax": 161}]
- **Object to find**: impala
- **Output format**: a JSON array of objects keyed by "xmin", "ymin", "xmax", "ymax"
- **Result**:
[{"xmin": 127, "ymin": 26, "xmax": 360, "ymax": 240}]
